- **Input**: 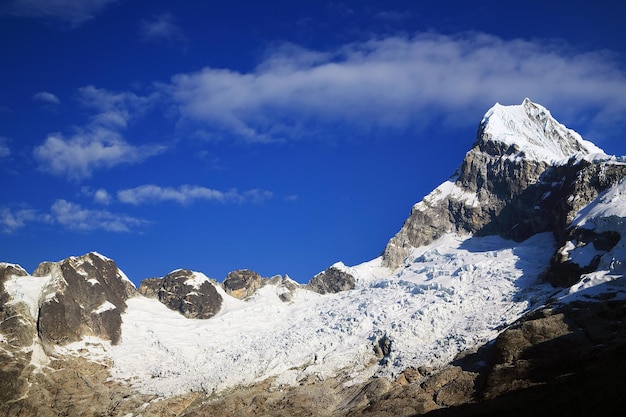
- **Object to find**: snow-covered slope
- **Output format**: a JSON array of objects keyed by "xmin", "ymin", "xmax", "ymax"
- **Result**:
[
  {"xmin": 104, "ymin": 232, "xmax": 557, "ymax": 396},
  {"xmin": 481, "ymin": 98, "xmax": 607, "ymax": 163}
]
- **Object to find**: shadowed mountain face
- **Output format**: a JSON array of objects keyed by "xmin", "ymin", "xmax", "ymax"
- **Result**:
[{"xmin": 1, "ymin": 100, "xmax": 625, "ymax": 416}]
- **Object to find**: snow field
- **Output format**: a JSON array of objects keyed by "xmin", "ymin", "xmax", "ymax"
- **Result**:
[{"xmin": 107, "ymin": 232, "xmax": 558, "ymax": 396}]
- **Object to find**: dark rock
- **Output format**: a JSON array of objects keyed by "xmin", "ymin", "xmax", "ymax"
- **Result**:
[
  {"xmin": 139, "ymin": 269, "xmax": 223, "ymax": 319},
  {"xmin": 373, "ymin": 335, "xmax": 393, "ymax": 365},
  {"xmin": 546, "ymin": 225, "xmax": 623, "ymax": 287},
  {"xmin": 307, "ymin": 266, "xmax": 355, "ymax": 294},
  {"xmin": 36, "ymin": 252, "xmax": 136, "ymax": 346},
  {"xmin": 223, "ymin": 269, "xmax": 264, "ymax": 299}
]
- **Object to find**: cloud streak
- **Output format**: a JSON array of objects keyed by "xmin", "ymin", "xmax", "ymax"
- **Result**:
[
  {"xmin": 33, "ymin": 86, "xmax": 165, "ymax": 180},
  {"xmin": 50, "ymin": 200, "xmax": 147, "ymax": 232},
  {"xmin": 1, "ymin": 0, "xmax": 119, "ymax": 26},
  {"xmin": 169, "ymin": 32, "xmax": 626, "ymax": 142},
  {"xmin": 0, "ymin": 137, "xmax": 10, "ymax": 158},
  {"xmin": 117, "ymin": 185, "xmax": 273, "ymax": 205},
  {"xmin": 33, "ymin": 128, "xmax": 164, "ymax": 180},
  {"xmin": 0, "ymin": 200, "xmax": 145, "ymax": 233},
  {"xmin": 33, "ymin": 91, "xmax": 60, "ymax": 105},
  {"xmin": 140, "ymin": 13, "xmax": 186, "ymax": 44}
]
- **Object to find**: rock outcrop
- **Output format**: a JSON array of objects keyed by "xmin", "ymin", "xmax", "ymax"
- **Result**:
[
  {"xmin": 223, "ymin": 269, "xmax": 264, "ymax": 299},
  {"xmin": 34, "ymin": 253, "xmax": 136, "ymax": 346},
  {"xmin": 139, "ymin": 269, "xmax": 223, "ymax": 319},
  {"xmin": 307, "ymin": 264, "xmax": 356, "ymax": 294}
]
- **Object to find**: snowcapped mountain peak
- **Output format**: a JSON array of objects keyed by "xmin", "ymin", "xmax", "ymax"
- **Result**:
[{"xmin": 479, "ymin": 98, "xmax": 607, "ymax": 163}]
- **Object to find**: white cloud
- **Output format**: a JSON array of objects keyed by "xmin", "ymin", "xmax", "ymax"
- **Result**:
[
  {"xmin": 93, "ymin": 188, "xmax": 112, "ymax": 205},
  {"xmin": 0, "ymin": 206, "xmax": 46, "ymax": 233},
  {"xmin": 140, "ymin": 13, "xmax": 186, "ymax": 44},
  {"xmin": 0, "ymin": 200, "xmax": 147, "ymax": 233},
  {"xmin": 50, "ymin": 199, "xmax": 146, "ymax": 232},
  {"xmin": 33, "ymin": 128, "xmax": 163, "ymax": 180},
  {"xmin": 33, "ymin": 86, "xmax": 165, "ymax": 180},
  {"xmin": 1, "ymin": 0, "xmax": 119, "ymax": 25},
  {"xmin": 77, "ymin": 85, "xmax": 157, "ymax": 129},
  {"xmin": 117, "ymin": 184, "xmax": 272, "ymax": 205},
  {"xmin": 0, "ymin": 137, "xmax": 10, "ymax": 157},
  {"xmin": 169, "ymin": 32, "xmax": 626, "ymax": 142},
  {"xmin": 33, "ymin": 91, "xmax": 60, "ymax": 105}
]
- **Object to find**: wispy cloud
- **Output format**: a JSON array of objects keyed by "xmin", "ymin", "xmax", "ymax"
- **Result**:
[
  {"xmin": 117, "ymin": 184, "xmax": 273, "ymax": 205},
  {"xmin": 140, "ymin": 13, "xmax": 186, "ymax": 44},
  {"xmin": 33, "ymin": 91, "xmax": 61, "ymax": 105},
  {"xmin": 0, "ymin": 200, "xmax": 146, "ymax": 233},
  {"xmin": 77, "ymin": 85, "xmax": 157, "ymax": 129},
  {"xmin": 33, "ymin": 128, "xmax": 163, "ymax": 181},
  {"xmin": 0, "ymin": 137, "xmax": 10, "ymax": 158},
  {"xmin": 81, "ymin": 186, "xmax": 112, "ymax": 205},
  {"xmin": 0, "ymin": 206, "xmax": 47, "ymax": 233},
  {"xmin": 168, "ymin": 32, "xmax": 626, "ymax": 142},
  {"xmin": 1, "ymin": 0, "xmax": 119, "ymax": 26},
  {"xmin": 33, "ymin": 86, "xmax": 165, "ymax": 181},
  {"xmin": 51, "ymin": 200, "xmax": 147, "ymax": 232}
]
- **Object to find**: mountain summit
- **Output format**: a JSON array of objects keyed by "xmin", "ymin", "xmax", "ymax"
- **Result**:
[
  {"xmin": 1, "ymin": 100, "xmax": 625, "ymax": 416},
  {"xmin": 481, "ymin": 98, "xmax": 605, "ymax": 163},
  {"xmin": 382, "ymin": 98, "xmax": 620, "ymax": 268}
]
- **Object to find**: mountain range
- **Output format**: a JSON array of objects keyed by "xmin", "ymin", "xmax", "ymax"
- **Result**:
[{"xmin": 1, "ymin": 99, "xmax": 625, "ymax": 416}]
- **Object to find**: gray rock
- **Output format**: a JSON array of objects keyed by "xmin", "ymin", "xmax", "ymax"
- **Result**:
[
  {"xmin": 138, "ymin": 269, "xmax": 223, "ymax": 319},
  {"xmin": 307, "ymin": 266, "xmax": 355, "ymax": 294},
  {"xmin": 223, "ymin": 269, "xmax": 264, "ymax": 299},
  {"xmin": 35, "ymin": 252, "xmax": 137, "ymax": 346}
]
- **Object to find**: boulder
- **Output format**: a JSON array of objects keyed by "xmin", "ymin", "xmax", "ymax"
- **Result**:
[
  {"xmin": 139, "ymin": 269, "xmax": 223, "ymax": 319},
  {"xmin": 307, "ymin": 266, "xmax": 355, "ymax": 294},
  {"xmin": 223, "ymin": 269, "xmax": 264, "ymax": 299}
]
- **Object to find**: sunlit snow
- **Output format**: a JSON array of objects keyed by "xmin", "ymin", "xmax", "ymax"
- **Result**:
[{"xmin": 106, "ymin": 232, "xmax": 559, "ymax": 396}]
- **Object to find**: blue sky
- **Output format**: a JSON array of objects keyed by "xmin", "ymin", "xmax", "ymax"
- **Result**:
[{"xmin": 1, "ymin": 0, "xmax": 625, "ymax": 285}]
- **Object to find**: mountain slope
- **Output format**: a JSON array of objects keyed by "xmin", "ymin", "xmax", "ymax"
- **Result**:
[
  {"xmin": 1, "ymin": 99, "xmax": 625, "ymax": 416},
  {"xmin": 382, "ymin": 98, "xmax": 619, "ymax": 268}
]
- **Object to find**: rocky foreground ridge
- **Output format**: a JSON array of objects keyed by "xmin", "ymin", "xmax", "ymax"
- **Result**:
[{"xmin": 1, "ymin": 99, "xmax": 625, "ymax": 416}]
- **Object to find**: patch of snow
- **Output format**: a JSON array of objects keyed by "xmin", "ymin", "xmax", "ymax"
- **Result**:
[
  {"xmin": 29, "ymin": 340, "xmax": 50, "ymax": 368},
  {"xmin": 413, "ymin": 178, "xmax": 479, "ymax": 211},
  {"xmin": 184, "ymin": 271, "xmax": 211, "ymax": 290},
  {"xmin": 94, "ymin": 301, "xmax": 116, "ymax": 314},
  {"xmin": 117, "ymin": 269, "xmax": 135, "ymax": 287},
  {"xmin": 572, "ymin": 178, "xmax": 626, "ymax": 231},
  {"xmin": 3, "ymin": 274, "xmax": 53, "ymax": 320},
  {"xmin": 559, "ymin": 241, "xmax": 601, "ymax": 268},
  {"xmin": 55, "ymin": 336, "xmax": 111, "ymax": 364},
  {"xmin": 87, "ymin": 278, "xmax": 100, "ymax": 286},
  {"xmin": 90, "ymin": 251, "xmax": 112, "ymax": 262}
]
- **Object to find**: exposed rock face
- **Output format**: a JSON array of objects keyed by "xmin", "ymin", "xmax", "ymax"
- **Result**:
[
  {"xmin": 307, "ymin": 265, "xmax": 356, "ymax": 294},
  {"xmin": 0, "ymin": 263, "xmax": 31, "ymax": 347},
  {"xmin": 223, "ymin": 269, "xmax": 264, "ymax": 299},
  {"xmin": 33, "ymin": 252, "xmax": 136, "ymax": 346},
  {"xmin": 222, "ymin": 270, "xmax": 302, "ymax": 301},
  {"xmin": 138, "ymin": 269, "xmax": 223, "ymax": 319},
  {"xmin": 382, "ymin": 99, "xmax": 622, "ymax": 269},
  {"xmin": 267, "ymin": 274, "xmax": 300, "ymax": 302}
]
